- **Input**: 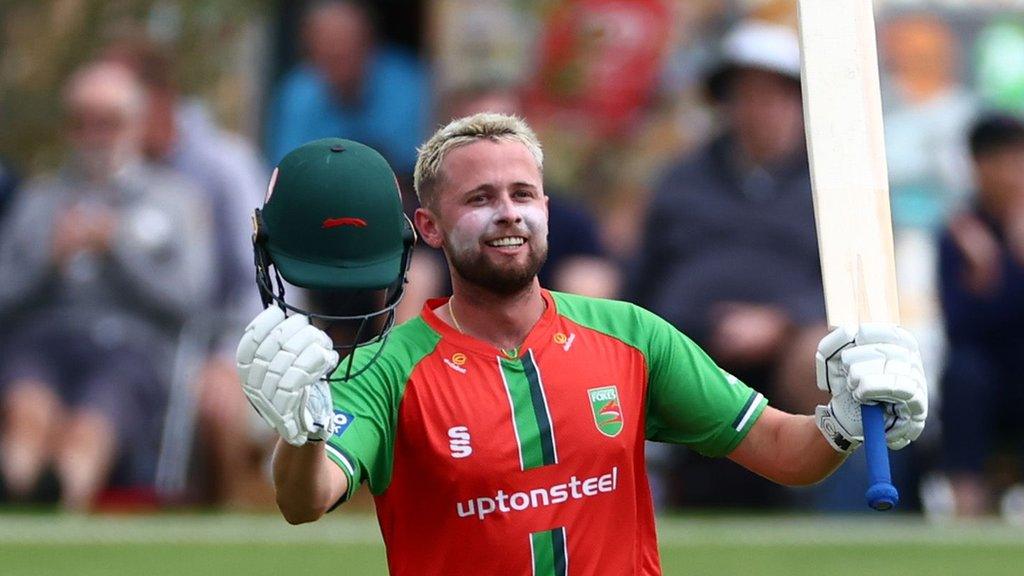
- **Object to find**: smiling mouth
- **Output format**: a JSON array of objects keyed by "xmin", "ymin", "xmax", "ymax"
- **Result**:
[{"xmin": 485, "ymin": 236, "xmax": 526, "ymax": 248}]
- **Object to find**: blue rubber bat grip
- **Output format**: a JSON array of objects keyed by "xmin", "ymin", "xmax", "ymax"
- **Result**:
[{"xmin": 862, "ymin": 404, "xmax": 898, "ymax": 510}]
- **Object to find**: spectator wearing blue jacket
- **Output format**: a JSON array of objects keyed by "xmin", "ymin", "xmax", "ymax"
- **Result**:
[{"xmin": 265, "ymin": 0, "xmax": 430, "ymax": 176}]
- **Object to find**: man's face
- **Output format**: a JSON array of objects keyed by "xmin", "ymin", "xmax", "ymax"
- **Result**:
[
  {"xmin": 419, "ymin": 139, "xmax": 549, "ymax": 294},
  {"xmin": 65, "ymin": 68, "xmax": 141, "ymax": 180},
  {"xmin": 305, "ymin": 5, "xmax": 370, "ymax": 94},
  {"xmin": 726, "ymin": 68, "xmax": 804, "ymax": 161},
  {"xmin": 976, "ymin": 144, "xmax": 1024, "ymax": 216}
]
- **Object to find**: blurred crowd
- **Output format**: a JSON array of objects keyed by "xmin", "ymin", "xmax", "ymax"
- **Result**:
[{"xmin": 1, "ymin": 0, "xmax": 1023, "ymax": 520}]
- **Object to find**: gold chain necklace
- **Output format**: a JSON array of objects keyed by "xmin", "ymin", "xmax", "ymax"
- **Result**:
[
  {"xmin": 449, "ymin": 296, "xmax": 518, "ymax": 359},
  {"xmin": 448, "ymin": 295, "xmax": 465, "ymax": 333}
]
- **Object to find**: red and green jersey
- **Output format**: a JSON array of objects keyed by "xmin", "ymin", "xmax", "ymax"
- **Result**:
[{"xmin": 325, "ymin": 290, "xmax": 767, "ymax": 576}]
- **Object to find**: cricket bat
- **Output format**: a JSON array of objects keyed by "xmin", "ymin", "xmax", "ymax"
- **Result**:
[{"xmin": 798, "ymin": 0, "xmax": 901, "ymax": 510}]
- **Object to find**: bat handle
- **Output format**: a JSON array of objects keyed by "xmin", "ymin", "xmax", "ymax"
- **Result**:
[{"xmin": 862, "ymin": 403, "xmax": 898, "ymax": 511}]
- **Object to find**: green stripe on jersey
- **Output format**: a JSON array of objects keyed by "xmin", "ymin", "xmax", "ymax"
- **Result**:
[
  {"xmin": 499, "ymin": 352, "xmax": 558, "ymax": 470},
  {"xmin": 531, "ymin": 527, "xmax": 568, "ymax": 576},
  {"xmin": 522, "ymin": 351, "xmax": 557, "ymax": 466}
]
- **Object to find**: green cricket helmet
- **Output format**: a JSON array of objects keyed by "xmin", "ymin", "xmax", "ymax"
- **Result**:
[{"xmin": 252, "ymin": 138, "xmax": 416, "ymax": 379}]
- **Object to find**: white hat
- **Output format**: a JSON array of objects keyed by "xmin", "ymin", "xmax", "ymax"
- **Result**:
[{"xmin": 707, "ymin": 20, "xmax": 802, "ymax": 100}]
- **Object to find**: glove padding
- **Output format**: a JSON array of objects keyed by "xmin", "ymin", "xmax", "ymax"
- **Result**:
[
  {"xmin": 236, "ymin": 306, "xmax": 339, "ymax": 446},
  {"xmin": 814, "ymin": 323, "xmax": 928, "ymax": 453}
]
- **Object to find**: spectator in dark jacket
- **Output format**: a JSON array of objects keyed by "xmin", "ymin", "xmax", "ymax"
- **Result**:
[
  {"xmin": 632, "ymin": 21, "xmax": 828, "ymax": 509},
  {"xmin": 939, "ymin": 112, "xmax": 1024, "ymax": 517}
]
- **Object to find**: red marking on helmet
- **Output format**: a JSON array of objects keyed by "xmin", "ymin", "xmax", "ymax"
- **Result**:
[{"xmin": 322, "ymin": 217, "xmax": 368, "ymax": 229}]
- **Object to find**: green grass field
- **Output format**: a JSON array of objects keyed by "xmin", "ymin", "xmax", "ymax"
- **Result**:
[{"xmin": 1, "ymin": 512, "xmax": 1022, "ymax": 575}]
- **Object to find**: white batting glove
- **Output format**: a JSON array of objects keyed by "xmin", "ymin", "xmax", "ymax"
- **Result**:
[
  {"xmin": 236, "ymin": 306, "xmax": 339, "ymax": 446},
  {"xmin": 814, "ymin": 324, "xmax": 928, "ymax": 453}
]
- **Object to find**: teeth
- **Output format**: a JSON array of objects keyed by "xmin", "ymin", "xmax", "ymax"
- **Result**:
[{"xmin": 487, "ymin": 237, "xmax": 525, "ymax": 247}]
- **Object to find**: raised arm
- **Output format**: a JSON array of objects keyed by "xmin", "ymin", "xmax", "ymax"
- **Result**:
[
  {"xmin": 236, "ymin": 306, "xmax": 345, "ymax": 523},
  {"xmin": 272, "ymin": 440, "xmax": 348, "ymax": 524}
]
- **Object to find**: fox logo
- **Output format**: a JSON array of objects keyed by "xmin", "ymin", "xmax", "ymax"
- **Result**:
[
  {"xmin": 588, "ymin": 386, "xmax": 624, "ymax": 437},
  {"xmin": 448, "ymin": 426, "xmax": 473, "ymax": 459},
  {"xmin": 599, "ymin": 399, "xmax": 623, "ymax": 424}
]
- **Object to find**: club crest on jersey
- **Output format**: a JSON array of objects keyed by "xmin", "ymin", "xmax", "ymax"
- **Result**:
[{"xmin": 588, "ymin": 386, "xmax": 623, "ymax": 437}]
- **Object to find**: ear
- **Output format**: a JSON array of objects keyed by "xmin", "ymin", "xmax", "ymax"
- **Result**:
[{"xmin": 414, "ymin": 207, "xmax": 444, "ymax": 249}]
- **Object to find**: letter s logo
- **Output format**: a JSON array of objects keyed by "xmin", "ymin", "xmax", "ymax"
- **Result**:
[{"xmin": 448, "ymin": 425, "xmax": 473, "ymax": 459}]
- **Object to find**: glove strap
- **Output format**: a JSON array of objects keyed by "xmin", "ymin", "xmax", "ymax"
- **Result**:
[{"xmin": 815, "ymin": 405, "xmax": 862, "ymax": 454}]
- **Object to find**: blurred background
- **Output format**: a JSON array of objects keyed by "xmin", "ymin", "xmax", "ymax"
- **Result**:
[{"xmin": 2, "ymin": 0, "xmax": 1024, "ymax": 552}]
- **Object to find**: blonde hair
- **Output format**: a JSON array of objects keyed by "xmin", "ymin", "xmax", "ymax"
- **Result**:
[{"xmin": 413, "ymin": 113, "xmax": 544, "ymax": 208}]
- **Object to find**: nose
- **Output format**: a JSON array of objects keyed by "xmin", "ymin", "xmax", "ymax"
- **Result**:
[{"xmin": 494, "ymin": 192, "xmax": 523, "ymax": 225}]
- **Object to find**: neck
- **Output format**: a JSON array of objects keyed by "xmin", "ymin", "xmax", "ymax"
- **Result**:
[{"xmin": 445, "ymin": 278, "xmax": 545, "ymax": 352}]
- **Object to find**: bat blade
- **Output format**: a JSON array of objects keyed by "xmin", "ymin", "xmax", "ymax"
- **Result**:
[
  {"xmin": 798, "ymin": 0, "xmax": 901, "ymax": 511},
  {"xmin": 798, "ymin": 0, "xmax": 900, "ymax": 328}
]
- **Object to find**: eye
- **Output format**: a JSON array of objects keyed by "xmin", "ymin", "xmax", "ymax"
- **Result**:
[
  {"xmin": 467, "ymin": 194, "xmax": 488, "ymax": 205},
  {"xmin": 513, "ymin": 189, "xmax": 535, "ymax": 200}
]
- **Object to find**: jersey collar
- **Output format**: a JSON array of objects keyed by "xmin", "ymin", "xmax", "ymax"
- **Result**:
[{"xmin": 421, "ymin": 289, "xmax": 559, "ymax": 359}]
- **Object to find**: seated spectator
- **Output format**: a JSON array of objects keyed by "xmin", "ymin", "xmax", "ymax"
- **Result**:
[
  {"xmin": 631, "ymin": 21, "xmax": 828, "ymax": 509},
  {"xmin": 0, "ymin": 62, "xmax": 214, "ymax": 511},
  {"xmin": 104, "ymin": 37, "xmax": 270, "ymax": 506},
  {"xmin": 939, "ymin": 113, "xmax": 1024, "ymax": 517},
  {"xmin": 265, "ymin": 0, "xmax": 430, "ymax": 176}
]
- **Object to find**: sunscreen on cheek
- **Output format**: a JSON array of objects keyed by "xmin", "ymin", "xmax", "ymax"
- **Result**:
[
  {"xmin": 520, "ymin": 205, "xmax": 548, "ymax": 244},
  {"xmin": 447, "ymin": 210, "xmax": 492, "ymax": 257}
]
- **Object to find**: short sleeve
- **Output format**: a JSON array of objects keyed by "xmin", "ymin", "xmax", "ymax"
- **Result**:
[
  {"xmin": 324, "ymin": 346, "xmax": 402, "ymax": 503},
  {"xmin": 641, "ymin": 308, "xmax": 768, "ymax": 457},
  {"xmin": 322, "ymin": 318, "xmax": 440, "ymax": 507}
]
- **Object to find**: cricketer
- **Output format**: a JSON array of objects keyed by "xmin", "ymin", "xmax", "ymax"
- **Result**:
[{"xmin": 235, "ymin": 113, "xmax": 927, "ymax": 575}]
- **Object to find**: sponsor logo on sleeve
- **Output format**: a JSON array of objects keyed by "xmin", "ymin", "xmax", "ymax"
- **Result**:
[{"xmin": 328, "ymin": 410, "xmax": 355, "ymax": 438}]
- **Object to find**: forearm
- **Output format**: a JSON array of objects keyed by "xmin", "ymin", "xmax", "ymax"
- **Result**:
[
  {"xmin": 729, "ymin": 408, "xmax": 847, "ymax": 486},
  {"xmin": 766, "ymin": 414, "xmax": 847, "ymax": 485},
  {"xmin": 272, "ymin": 439, "xmax": 348, "ymax": 524}
]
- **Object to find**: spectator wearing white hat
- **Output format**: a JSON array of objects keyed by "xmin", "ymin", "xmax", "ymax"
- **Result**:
[{"xmin": 632, "ymin": 20, "xmax": 828, "ymax": 510}]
